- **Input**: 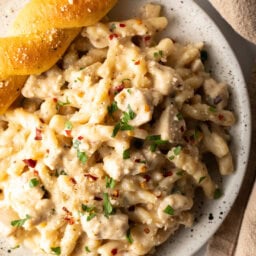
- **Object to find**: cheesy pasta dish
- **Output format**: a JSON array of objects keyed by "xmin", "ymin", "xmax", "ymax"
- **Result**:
[{"xmin": 0, "ymin": 4, "xmax": 235, "ymax": 256}]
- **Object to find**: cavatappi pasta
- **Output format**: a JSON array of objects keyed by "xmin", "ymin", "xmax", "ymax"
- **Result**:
[{"xmin": 0, "ymin": 4, "xmax": 235, "ymax": 256}]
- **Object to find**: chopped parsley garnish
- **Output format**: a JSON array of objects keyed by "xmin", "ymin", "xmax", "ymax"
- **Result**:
[
  {"xmin": 51, "ymin": 247, "xmax": 61, "ymax": 255},
  {"xmin": 176, "ymin": 112, "xmax": 183, "ymax": 120},
  {"xmin": 122, "ymin": 78, "xmax": 131, "ymax": 83},
  {"xmin": 103, "ymin": 193, "xmax": 114, "ymax": 217},
  {"xmin": 194, "ymin": 128, "xmax": 201, "ymax": 140},
  {"xmin": 77, "ymin": 151, "xmax": 88, "ymax": 164},
  {"xmin": 85, "ymin": 246, "xmax": 91, "ymax": 253},
  {"xmin": 54, "ymin": 169, "xmax": 67, "ymax": 177},
  {"xmin": 123, "ymin": 148, "xmax": 130, "ymax": 159},
  {"xmin": 56, "ymin": 97, "xmax": 70, "ymax": 111},
  {"xmin": 60, "ymin": 170, "xmax": 67, "ymax": 175},
  {"xmin": 153, "ymin": 50, "xmax": 163, "ymax": 59},
  {"xmin": 214, "ymin": 188, "xmax": 222, "ymax": 199},
  {"xmin": 108, "ymin": 101, "xmax": 118, "ymax": 116},
  {"xmin": 81, "ymin": 204, "xmax": 95, "ymax": 213},
  {"xmin": 11, "ymin": 214, "xmax": 31, "ymax": 227},
  {"xmin": 209, "ymin": 106, "xmax": 217, "ymax": 112},
  {"xmin": 65, "ymin": 120, "xmax": 73, "ymax": 130},
  {"xmin": 126, "ymin": 228, "xmax": 134, "ymax": 244},
  {"xmin": 110, "ymin": 23, "xmax": 116, "ymax": 32},
  {"xmin": 11, "ymin": 245, "xmax": 20, "ymax": 250},
  {"xmin": 176, "ymin": 170, "xmax": 185, "ymax": 176},
  {"xmin": 112, "ymin": 122, "xmax": 121, "ymax": 137},
  {"xmin": 122, "ymin": 105, "xmax": 136, "ymax": 123},
  {"xmin": 106, "ymin": 176, "xmax": 116, "ymax": 189},
  {"xmin": 199, "ymin": 176, "xmax": 206, "ymax": 183},
  {"xmin": 73, "ymin": 139, "xmax": 81, "ymax": 150},
  {"xmin": 111, "ymin": 105, "xmax": 136, "ymax": 137},
  {"xmin": 73, "ymin": 139, "xmax": 88, "ymax": 164},
  {"xmin": 29, "ymin": 178, "xmax": 39, "ymax": 188},
  {"xmin": 163, "ymin": 205, "xmax": 175, "ymax": 215},
  {"xmin": 146, "ymin": 135, "xmax": 168, "ymax": 152},
  {"xmin": 173, "ymin": 146, "xmax": 182, "ymax": 155},
  {"xmin": 87, "ymin": 213, "xmax": 97, "ymax": 221}
]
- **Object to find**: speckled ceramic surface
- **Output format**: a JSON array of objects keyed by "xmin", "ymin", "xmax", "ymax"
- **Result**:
[{"xmin": 0, "ymin": 0, "xmax": 251, "ymax": 255}]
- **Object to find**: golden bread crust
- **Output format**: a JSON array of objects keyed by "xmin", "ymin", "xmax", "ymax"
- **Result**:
[
  {"xmin": 0, "ymin": 0, "xmax": 117, "ymax": 113},
  {"xmin": 12, "ymin": 0, "xmax": 118, "ymax": 35},
  {"xmin": 0, "ymin": 29, "xmax": 80, "ymax": 80},
  {"xmin": 0, "ymin": 76, "xmax": 28, "ymax": 114}
]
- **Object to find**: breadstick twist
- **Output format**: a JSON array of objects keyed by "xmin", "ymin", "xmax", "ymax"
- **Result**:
[{"xmin": 0, "ymin": 0, "xmax": 117, "ymax": 114}]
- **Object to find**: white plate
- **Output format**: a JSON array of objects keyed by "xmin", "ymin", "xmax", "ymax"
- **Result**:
[{"xmin": 0, "ymin": 0, "xmax": 251, "ymax": 255}]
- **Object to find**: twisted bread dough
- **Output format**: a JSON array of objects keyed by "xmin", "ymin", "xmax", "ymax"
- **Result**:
[{"xmin": 0, "ymin": 0, "xmax": 117, "ymax": 114}]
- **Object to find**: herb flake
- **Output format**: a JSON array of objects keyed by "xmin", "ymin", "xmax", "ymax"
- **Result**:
[
  {"xmin": 29, "ymin": 178, "xmax": 39, "ymax": 188},
  {"xmin": 77, "ymin": 151, "xmax": 88, "ymax": 164},
  {"xmin": 199, "ymin": 176, "xmax": 206, "ymax": 184},
  {"xmin": 123, "ymin": 148, "xmax": 130, "ymax": 160},
  {"xmin": 65, "ymin": 120, "xmax": 73, "ymax": 130},
  {"xmin": 51, "ymin": 247, "xmax": 61, "ymax": 255},
  {"xmin": 163, "ymin": 205, "xmax": 175, "ymax": 215},
  {"xmin": 103, "ymin": 193, "xmax": 114, "ymax": 217},
  {"xmin": 111, "ymin": 105, "xmax": 136, "ymax": 137},
  {"xmin": 106, "ymin": 176, "xmax": 116, "ymax": 189},
  {"xmin": 107, "ymin": 101, "xmax": 118, "ymax": 116},
  {"xmin": 56, "ymin": 97, "xmax": 70, "ymax": 111},
  {"xmin": 214, "ymin": 188, "xmax": 222, "ymax": 199},
  {"xmin": 146, "ymin": 135, "xmax": 168, "ymax": 152},
  {"xmin": 85, "ymin": 246, "xmax": 91, "ymax": 253},
  {"xmin": 87, "ymin": 213, "xmax": 97, "ymax": 221},
  {"xmin": 11, "ymin": 215, "xmax": 31, "ymax": 227},
  {"xmin": 126, "ymin": 228, "xmax": 133, "ymax": 244}
]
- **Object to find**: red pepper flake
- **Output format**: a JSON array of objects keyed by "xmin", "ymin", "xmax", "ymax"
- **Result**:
[
  {"xmin": 78, "ymin": 136, "xmax": 84, "ymax": 140},
  {"xmin": 70, "ymin": 177, "xmax": 77, "ymax": 185},
  {"xmin": 109, "ymin": 33, "xmax": 119, "ymax": 40},
  {"xmin": 33, "ymin": 170, "xmax": 39, "ymax": 176},
  {"xmin": 94, "ymin": 196, "xmax": 103, "ymax": 201},
  {"xmin": 144, "ymin": 227, "xmax": 150, "ymax": 234},
  {"xmin": 143, "ymin": 174, "xmax": 151, "ymax": 182},
  {"xmin": 164, "ymin": 171, "xmax": 173, "ymax": 177},
  {"xmin": 144, "ymin": 36, "xmax": 151, "ymax": 41},
  {"xmin": 65, "ymin": 130, "xmax": 72, "ymax": 137},
  {"xmin": 62, "ymin": 206, "xmax": 70, "ymax": 214},
  {"xmin": 134, "ymin": 60, "xmax": 140, "ymax": 65},
  {"xmin": 111, "ymin": 248, "xmax": 118, "ymax": 255},
  {"xmin": 68, "ymin": 218, "xmax": 75, "ymax": 225},
  {"xmin": 39, "ymin": 118, "xmax": 45, "ymax": 123},
  {"xmin": 62, "ymin": 207, "xmax": 74, "ymax": 224},
  {"xmin": 23, "ymin": 159, "xmax": 37, "ymax": 168},
  {"xmin": 53, "ymin": 98, "xmax": 58, "ymax": 103},
  {"xmin": 84, "ymin": 173, "xmax": 98, "ymax": 181},
  {"xmin": 34, "ymin": 128, "xmax": 42, "ymax": 140},
  {"xmin": 180, "ymin": 126, "xmax": 185, "ymax": 133},
  {"xmin": 64, "ymin": 216, "xmax": 75, "ymax": 225},
  {"xmin": 218, "ymin": 114, "xmax": 225, "ymax": 121},
  {"xmin": 114, "ymin": 84, "xmax": 125, "ymax": 94},
  {"xmin": 119, "ymin": 23, "xmax": 126, "ymax": 28}
]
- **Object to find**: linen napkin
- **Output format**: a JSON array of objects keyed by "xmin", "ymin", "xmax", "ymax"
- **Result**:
[
  {"xmin": 209, "ymin": 0, "xmax": 256, "ymax": 44},
  {"xmin": 206, "ymin": 66, "xmax": 256, "ymax": 255}
]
